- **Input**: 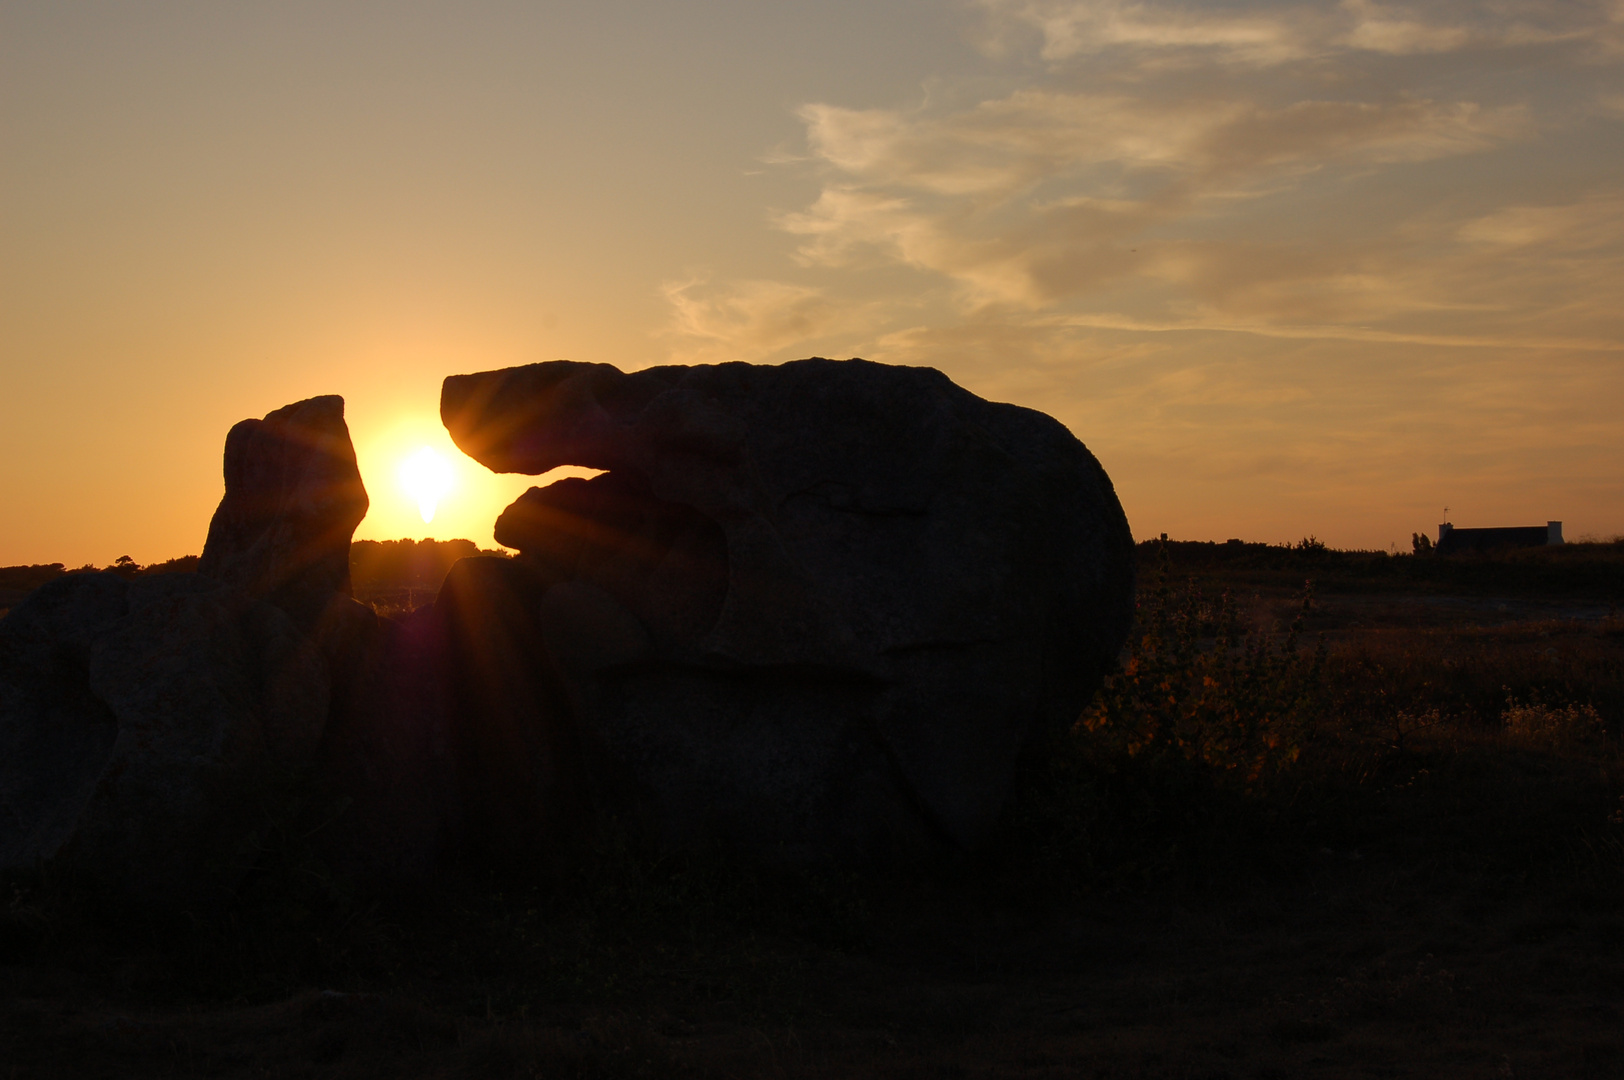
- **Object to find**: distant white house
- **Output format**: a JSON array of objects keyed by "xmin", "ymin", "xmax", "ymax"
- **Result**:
[{"xmin": 1436, "ymin": 521, "xmax": 1562, "ymax": 554}]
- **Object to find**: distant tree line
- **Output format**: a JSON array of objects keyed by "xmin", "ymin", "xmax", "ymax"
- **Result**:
[
  {"xmin": 1, "ymin": 541, "xmax": 509, "ymax": 615},
  {"xmin": 1141, "ymin": 534, "xmax": 1624, "ymax": 599},
  {"xmin": 0, "ymin": 555, "xmax": 200, "ymax": 611},
  {"xmin": 10, "ymin": 533, "xmax": 1623, "ymax": 617},
  {"xmin": 348, "ymin": 538, "xmax": 511, "ymax": 613},
  {"xmin": 349, "ymin": 538, "xmax": 500, "ymax": 591}
]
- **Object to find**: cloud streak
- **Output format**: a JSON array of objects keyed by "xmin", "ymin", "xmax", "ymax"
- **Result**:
[
  {"xmin": 974, "ymin": 0, "xmax": 1624, "ymax": 65},
  {"xmin": 657, "ymin": 275, "xmax": 886, "ymax": 365},
  {"xmin": 780, "ymin": 89, "xmax": 1531, "ymax": 310}
]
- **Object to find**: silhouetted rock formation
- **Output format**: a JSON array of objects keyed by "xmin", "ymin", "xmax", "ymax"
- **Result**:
[
  {"xmin": 0, "ymin": 397, "xmax": 404, "ymax": 908},
  {"xmin": 443, "ymin": 358, "xmax": 1135, "ymax": 866},
  {"xmin": 199, "ymin": 395, "xmax": 369, "ymax": 631},
  {"xmin": 2, "ymin": 360, "xmax": 1134, "ymax": 910}
]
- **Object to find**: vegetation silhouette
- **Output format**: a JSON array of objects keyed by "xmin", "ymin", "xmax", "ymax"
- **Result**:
[
  {"xmin": 348, "ymin": 537, "xmax": 509, "ymax": 615},
  {"xmin": 0, "ymin": 541, "xmax": 505, "ymax": 618}
]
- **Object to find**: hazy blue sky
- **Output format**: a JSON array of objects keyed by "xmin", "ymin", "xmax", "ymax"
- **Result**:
[{"xmin": 4, "ymin": 0, "xmax": 1621, "ymax": 563}]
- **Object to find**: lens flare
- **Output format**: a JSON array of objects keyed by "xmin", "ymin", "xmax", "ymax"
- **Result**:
[{"xmin": 398, "ymin": 446, "xmax": 454, "ymax": 524}]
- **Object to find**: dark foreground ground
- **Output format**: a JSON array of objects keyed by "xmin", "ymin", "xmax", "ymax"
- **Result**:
[{"xmin": 4, "ymin": 541, "xmax": 1622, "ymax": 1078}]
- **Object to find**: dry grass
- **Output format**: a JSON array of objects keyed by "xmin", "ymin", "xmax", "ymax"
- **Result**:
[{"xmin": 1502, "ymin": 699, "xmax": 1609, "ymax": 748}]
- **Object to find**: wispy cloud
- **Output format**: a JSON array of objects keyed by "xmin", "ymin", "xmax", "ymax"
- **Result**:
[
  {"xmin": 974, "ymin": 0, "xmax": 1320, "ymax": 64},
  {"xmin": 795, "ymin": 92, "xmax": 1522, "ymax": 196},
  {"xmin": 973, "ymin": 0, "xmax": 1623, "ymax": 65},
  {"xmin": 657, "ymin": 275, "xmax": 883, "ymax": 365},
  {"xmin": 1456, "ymin": 192, "xmax": 1624, "ymax": 249},
  {"xmin": 654, "ymin": 0, "xmax": 1624, "ymax": 543},
  {"xmin": 779, "ymin": 90, "xmax": 1528, "ymax": 310}
]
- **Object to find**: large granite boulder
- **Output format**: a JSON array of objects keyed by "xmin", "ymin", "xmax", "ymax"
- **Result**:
[
  {"xmin": 0, "ymin": 396, "xmax": 398, "ymax": 908},
  {"xmin": 442, "ymin": 357, "xmax": 1134, "ymax": 865}
]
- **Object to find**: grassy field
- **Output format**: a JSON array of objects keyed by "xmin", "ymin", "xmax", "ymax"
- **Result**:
[{"xmin": 3, "ymin": 540, "xmax": 1623, "ymax": 1077}]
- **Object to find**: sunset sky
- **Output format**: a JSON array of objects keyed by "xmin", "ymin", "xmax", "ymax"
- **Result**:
[{"xmin": 4, "ymin": 0, "xmax": 1622, "ymax": 567}]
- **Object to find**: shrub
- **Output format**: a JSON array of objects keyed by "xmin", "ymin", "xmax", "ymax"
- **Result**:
[
  {"xmin": 1501, "ymin": 692, "xmax": 1608, "ymax": 748},
  {"xmin": 1082, "ymin": 544, "xmax": 1324, "ymax": 789},
  {"xmin": 990, "ymin": 543, "xmax": 1327, "ymax": 894}
]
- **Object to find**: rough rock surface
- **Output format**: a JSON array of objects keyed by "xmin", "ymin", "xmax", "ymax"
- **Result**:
[
  {"xmin": 442, "ymin": 357, "xmax": 1135, "ymax": 865},
  {"xmin": 0, "ymin": 573, "xmax": 129, "ymax": 879},
  {"xmin": 308, "ymin": 603, "xmax": 461, "ymax": 889},
  {"xmin": 0, "ymin": 397, "xmax": 388, "ymax": 907},
  {"xmin": 69, "ymin": 576, "xmax": 327, "ymax": 905}
]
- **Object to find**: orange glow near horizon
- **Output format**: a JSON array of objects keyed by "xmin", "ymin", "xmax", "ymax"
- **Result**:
[
  {"xmin": 351, "ymin": 416, "xmax": 506, "ymax": 549},
  {"xmin": 347, "ymin": 411, "xmax": 599, "ymax": 552}
]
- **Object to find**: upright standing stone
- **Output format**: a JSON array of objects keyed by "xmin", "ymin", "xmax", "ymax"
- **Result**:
[
  {"xmin": 0, "ymin": 395, "xmax": 381, "ymax": 909},
  {"xmin": 199, "ymin": 395, "xmax": 369, "ymax": 630}
]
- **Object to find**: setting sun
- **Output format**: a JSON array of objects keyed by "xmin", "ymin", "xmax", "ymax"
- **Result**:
[{"xmin": 398, "ymin": 446, "xmax": 454, "ymax": 524}]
